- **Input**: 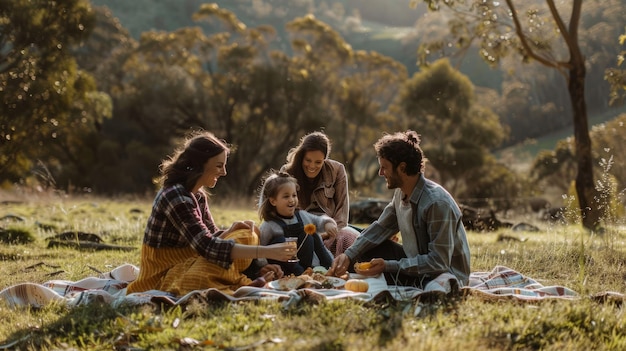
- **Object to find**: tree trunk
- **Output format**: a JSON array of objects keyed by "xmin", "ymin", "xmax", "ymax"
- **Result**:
[{"xmin": 568, "ymin": 55, "xmax": 600, "ymax": 230}]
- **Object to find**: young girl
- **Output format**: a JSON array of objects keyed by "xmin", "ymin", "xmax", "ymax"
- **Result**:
[
  {"xmin": 257, "ymin": 171, "xmax": 336, "ymax": 275},
  {"xmin": 126, "ymin": 131, "xmax": 291, "ymax": 296}
]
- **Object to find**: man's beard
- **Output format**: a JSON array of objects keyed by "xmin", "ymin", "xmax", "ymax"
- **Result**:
[{"xmin": 385, "ymin": 171, "xmax": 401, "ymax": 189}]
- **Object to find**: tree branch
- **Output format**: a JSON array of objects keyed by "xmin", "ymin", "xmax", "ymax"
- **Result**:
[
  {"xmin": 546, "ymin": 0, "xmax": 580, "ymax": 66},
  {"xmin": 504, "ymin": 0, "xmax": 567, "ymax": 76}
]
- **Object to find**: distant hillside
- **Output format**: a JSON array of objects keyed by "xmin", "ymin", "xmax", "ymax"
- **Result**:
[
  {"xmin": 87, "ymin": 0, "xmax": 484, "ymax": 83},
  {"xmin": 89, "ymin": 0, "xmax": 424, "ymax": 37}
]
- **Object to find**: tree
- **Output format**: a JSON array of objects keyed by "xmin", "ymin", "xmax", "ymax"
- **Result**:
[
  {"xmin": 328, "ymin": 50, "xmax": 407, "ymax": 191},
  {"xmin": 416, "ymin": 0, "xmax": 601, "ymax": 230},
  {"xmin": 605, "ymin": 28, "xmax": 626, "ymax": 106},
  {"xmin": 285, "ymin": 15, "xmax": 408, "ymax": 191},
  {"xmin": 0, "ymin": 0, "xmax": 96, "ymax": 184},
  {"xmin": 399, "ymin": 58, "xmax": 506, "ymax": 195},
  {"xmin": 532, "ymin": 113, "xmax": 626, "ymax": 202},
  {"xmin": 463, "ymin": 155, "xmax": 532, "ymax": 213},
  {"xmin": 94, "ymin": 5, "xmax": 335, "ymax": 195},
  {"xmin": 531, "ymin": 139, "xmax": 577, "ymax": 194}
]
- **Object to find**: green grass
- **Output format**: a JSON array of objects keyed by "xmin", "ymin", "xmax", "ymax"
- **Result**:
[{"xmin": 1, "ymin": 195, "xmax": 626, "ymax": 350}]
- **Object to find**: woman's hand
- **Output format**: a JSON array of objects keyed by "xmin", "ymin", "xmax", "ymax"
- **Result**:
[
  {"xmin": 221, "ymin": 220, "xmax": 257, "ymax": 238},
  {"xmin": 324, "ymin": 222, "xmax": 338, "ymax": 241},
  {"xmin": 259, "ymin": 264, "xmax": 284, "ymax": 280},
  {"xmin": 354, "ymin": 258, "xmax": 384, "ymax": 277},
  {"xmin": 327, "ymin": 253, "xmax": 350, "ymax": 277},
  {"xmin": 264, "ymin": 242, "xmax": 297, "ymax": 262}
]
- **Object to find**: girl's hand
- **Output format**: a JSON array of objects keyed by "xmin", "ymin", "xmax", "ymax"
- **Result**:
[{"xmin": 259, "ymin": 264, "xmax": 284, "ymax": 280}]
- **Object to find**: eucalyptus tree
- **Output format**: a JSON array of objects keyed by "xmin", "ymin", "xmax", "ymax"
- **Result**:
[
  {"xmin": 414, "ymin": 0, "xmax": 601, "ymax": 230},
  {"xmin": 34, "ymin": 6, "xmax": 136, "ymax": 192},
  {"xmin": 532, "ymin": 113, "xmax": 626, "ymax": 201},
  {"xmin": 606, "ymin": 29, "xmax": 626, "ymax": 106},
  {"xmin": 284, "ymin": 15, "xmax": 409, "ymax": 193},
  {"xmin": 329, "ymin": 50, "xmax": 408, "ymax": 190},
  {"xmin": 0, "ymin": 0, "xmax": 96, "ymax": 184},
  {"xmin": 192, "ymin": 5, "xmax": 335, "ymax": 196},
  {"xmin": 104, "ymin": 4, "xmax": 334, "ymax": 195},
  {"xmin": 399, "ymin": 58, "xmax": 506, "ymax": 195}
]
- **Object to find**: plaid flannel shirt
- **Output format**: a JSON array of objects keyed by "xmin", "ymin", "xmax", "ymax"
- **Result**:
[{"xmin": 142, "ymin": 184, "xmax": 235, "ymax": 269}]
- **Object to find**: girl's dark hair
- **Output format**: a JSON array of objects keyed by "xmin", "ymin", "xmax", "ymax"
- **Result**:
[
  {"xmin": 283, "ymin": 131, "xmax": 330, "ymax": 181},
  {"xmin": 159, "ymin": 131, "xmax": 230, "ymax": 192},
  {"xmin": 258, "ymin": 171, "xmax": 299, "ymax": 221},
  {"xmin": 374, "ymin": 130, "xmax": 425, "ymax": 176}
]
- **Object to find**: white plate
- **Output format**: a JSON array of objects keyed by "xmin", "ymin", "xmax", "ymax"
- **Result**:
[
  {"xmin": 266, "ymin": 280, "xmax": 284, "ymax": 290},
  {"xmin": 324, "ymin": 276, "xmax": 346, "ymax": 288},
  {"xmin": 267, "ymin": 276, "xmax": 346, "ymax": 290}
]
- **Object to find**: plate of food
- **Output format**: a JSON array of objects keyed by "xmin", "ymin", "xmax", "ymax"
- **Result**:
[
  {"xmin": 268, "ymin": 273, "xmax": 345, "ymax": 290},
  {"xmin": 320, "ymin": 276, "xmax": 346, "ymax": 288}
]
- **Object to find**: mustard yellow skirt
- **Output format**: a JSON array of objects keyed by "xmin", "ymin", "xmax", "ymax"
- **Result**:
[{"xmin": 127, "ymin": 229, "xmax": 257, "ymax": 296}]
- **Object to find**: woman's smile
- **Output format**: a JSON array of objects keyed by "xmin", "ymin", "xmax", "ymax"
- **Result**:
[{"xmin": 302, "ymin": 150, "xmax": 325, "ymax": 179}]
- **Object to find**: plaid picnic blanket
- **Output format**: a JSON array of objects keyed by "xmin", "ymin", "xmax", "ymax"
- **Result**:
[
  {"xmin": 462, "ymin": 265, "xmax": 579, "ymax": 301},
  {"xmin": 0, "ymin": 264, "xmax": 612, "ymax": 309}
]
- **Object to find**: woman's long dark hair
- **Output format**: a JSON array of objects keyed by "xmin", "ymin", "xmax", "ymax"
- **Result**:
[
  {"xmin": 283, "ymin": 131, "xmax": 330, "ymax": 182},
  {"xmin": 158, "ymin": 131, "xmax": 230, "ymax": 192}
]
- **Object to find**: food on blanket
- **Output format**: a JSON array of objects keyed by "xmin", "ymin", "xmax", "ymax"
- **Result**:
[
  {"xmin": 274, "ymin": 272, "xmax": 343, "ymax": 290},
  {"xmin": 354, "ymin": 262, "xmax": 372, "ymax": 270},
  {"xmin": 308, "ymin": 272, "xmax": 336, "ymax": 288},
  {"xmin": 345, "ymin": 279, "xmax": 369, "ymax": 292},
  {"xmin": 312, "ymin": 266, "xmax": 328, "ymax": 274},
  {"xmin": 310, "ymin": 272, "xmax": 327, "ymax": 282},
  {"xmin": 277, "ymin": 276, "xmax": 307, "ymax": 290}
]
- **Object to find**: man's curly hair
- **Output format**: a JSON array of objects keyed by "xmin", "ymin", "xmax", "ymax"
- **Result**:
[{"xmin": 374, "ymin": 130, "xmax": 425, "ymax": 176}]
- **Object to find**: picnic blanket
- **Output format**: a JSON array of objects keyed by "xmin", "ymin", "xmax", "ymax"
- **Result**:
[
  {"xmin": 0, "ymin": 264, "xmax": 612, "ymax": 310},
  {"xmin": 462, "ymin": 265, "xmax": 579, "ymax": 301}
]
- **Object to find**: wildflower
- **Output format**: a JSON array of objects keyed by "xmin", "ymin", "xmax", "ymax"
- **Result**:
[
  {"xmin": 304, "ymin": 224, "xmax": 316, "ymax": 235},
  {"xmin": 295, "ymin": 224, "xmax": 317, "ymax": 255}
]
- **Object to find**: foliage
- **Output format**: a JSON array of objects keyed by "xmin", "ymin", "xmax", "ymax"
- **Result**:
[
  {"xmin": 285, "ymin": 15, "xmax": 409, "ymax": 189},
  {"xmin": 531, "ymin": 139, "xmax": 577, "ymax": 193},
  {"xmin": 1, "ymin": 197, "xmax": 626, "ymax": 350},
  {"xmin": 399, "ymin": 58, "xmax": 507, "ymax": 194},
  {"xmin": 414, "ymin": 0, "xmax": 603, "ymax": 229},
  {"xmin": 459, "ymin": 155, "xmax": 532, "ymax": 212},
  {"xmin": 49, "ymin": 5, "xmax": 414, "ymax": 196},
  {"xmin": 4, "ymin": 0, "xmax": 624, "ymax": 215},
  {"xmin": 85, "ymin": 0, "xmax": 625, "ymax": 148},
  {"xmin": 605, "ymin": 28, "xmax": 626, "ymax": 106},
  {"xmin": 409, "ymin": 0, "xmax": 624, "ymax": 151},
  {"xmin": 0, "ymin": 0, "xmax": 101, "ymax": 183},
  {"xmin": 531, "ymin": 113, "xmax": 626, "ymax": 213}
]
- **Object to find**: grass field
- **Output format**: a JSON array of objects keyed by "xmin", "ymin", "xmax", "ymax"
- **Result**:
[{"xmin": 1, "ymin": 194, "xmax": 626, "ymax": 350}]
